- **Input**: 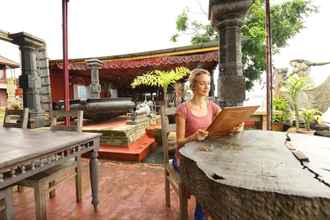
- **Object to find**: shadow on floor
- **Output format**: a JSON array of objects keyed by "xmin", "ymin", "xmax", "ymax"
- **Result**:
[{"xmin": 143, "ymin": 144, "xmax": 176, "ymax": 165}]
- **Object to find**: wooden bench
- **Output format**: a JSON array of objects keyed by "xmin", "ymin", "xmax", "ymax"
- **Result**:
[{"xmin": 3, "ymin": 108, "xmax": 29, "ymax": 129}]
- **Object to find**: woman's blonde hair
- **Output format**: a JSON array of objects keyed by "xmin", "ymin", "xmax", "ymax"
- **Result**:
[{"xmin": 188, "ymin": 68, "xmax": 210, "ymax": 90}]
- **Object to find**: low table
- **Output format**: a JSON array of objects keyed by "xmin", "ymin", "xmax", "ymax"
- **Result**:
[{"xmin": 0, "ymin": 127, "xmax": 101, "ymax": 211}]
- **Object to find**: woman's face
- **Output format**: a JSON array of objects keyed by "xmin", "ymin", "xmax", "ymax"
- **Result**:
[{"xmin": 193, "ymin": 73, "xmax": 210, "ymax": 97}]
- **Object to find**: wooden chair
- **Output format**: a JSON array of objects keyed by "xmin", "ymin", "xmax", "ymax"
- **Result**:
[
  {"xmin": 0, "ymin": 187, "xmax": 15, "ymax": 220},
  {"xmin": 50, "ymin": 110, "xmax": 83, "ymax": 132},
  {"xmin": 18, "ymin": 110, "xmax": 83, "ymax": 220},
  {"xmin": 3, "ymin": 108, "xmax": 29, "ymax": 129},
  {"xmin": 160, "ymin": 105, "xmax": 188, "ymax": 220}
]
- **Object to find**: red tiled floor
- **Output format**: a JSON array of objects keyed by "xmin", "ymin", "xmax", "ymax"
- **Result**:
[{"xmin": 13, "ymin": 160, "xmax": 197, "ymax": 220}]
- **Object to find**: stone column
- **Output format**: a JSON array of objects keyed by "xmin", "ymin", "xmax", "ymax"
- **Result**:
[
  {"xmin": 86, "ymin": 59, "xmax": 103, "ymax": 99},
  {"xmin": 209, "ymin": 0, "xmax": 252, "ymax": 106},
  {"xmin": 37, "ymin": 47, "xmax": 53, "ymax": 112},
  {"xmin": 209, "ymin": 69, "xmax": 215, "ymax": 98},
  {"xmin": 10, "ymin": 32, "xmax": 45, "ymax": 128}
]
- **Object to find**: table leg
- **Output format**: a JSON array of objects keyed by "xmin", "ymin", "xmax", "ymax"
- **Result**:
[
  {"xmin": 89, "ymin": 149, "xmax": 99, "ymax": 211},
  {"xmin": 261, "ymin": 115, "xmax": 267, "ymax": 130}
]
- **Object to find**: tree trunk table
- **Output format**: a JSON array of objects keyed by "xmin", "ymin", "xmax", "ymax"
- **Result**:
[{"xmin": 179, "ymin": 130, "xmax": 330, "ymax": 220}]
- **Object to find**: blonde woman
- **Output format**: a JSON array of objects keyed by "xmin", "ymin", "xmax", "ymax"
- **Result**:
[{"xmin": 175, "ymin": 68, "xmax": 220, "ymax": 220}]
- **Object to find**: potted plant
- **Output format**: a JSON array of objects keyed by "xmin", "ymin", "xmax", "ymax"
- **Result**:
[
  {"xmin": 272, "ymin": 96, "xmax": 290, "ymax": 131},
  {"xmin": 285, "ymin": 74, "xmax": 312, "ymax": 130},
  {"xmin": 297, "ymin": 108, "xmax": 322, "ymax": 134}
]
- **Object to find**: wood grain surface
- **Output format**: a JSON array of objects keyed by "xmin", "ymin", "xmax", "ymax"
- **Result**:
[{"xmin": 207, "ymin": 106, "xmax": 259, "ymax": 137}]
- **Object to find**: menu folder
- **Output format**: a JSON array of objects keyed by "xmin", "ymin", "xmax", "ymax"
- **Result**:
[{"xmin": 207, "ymin": 105, "xmax": 259, "ymax": 137}]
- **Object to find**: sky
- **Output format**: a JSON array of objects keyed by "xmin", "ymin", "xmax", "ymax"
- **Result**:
[
  {"xmin": 0, "ymin": 0, "xmax": 330, "ymax": 83},
  {"xmin": 0, "ymin": 0, "xmax": 207, "ymax": 61}
]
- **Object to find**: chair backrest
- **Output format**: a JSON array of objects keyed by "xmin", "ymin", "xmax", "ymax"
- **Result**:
[
  {"xmin": 3, "ymin": 108, "xmax": 29, "ymax": 129},
  {"xmin": 50, "ymin": 110, "xmax": 83, "ymax": 132},
  {"xmin": 160, "ymin": 105, "xmax": 177, "ymax": 167}
]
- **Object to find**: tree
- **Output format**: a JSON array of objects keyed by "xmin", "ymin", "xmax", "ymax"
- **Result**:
[
  {"xmin": 171, "ymin": 0, "xmax": 317, "ymax": 89},
  {"xmin": 131, "ymin": 67, "xmax": 190, "ymax": 105}
]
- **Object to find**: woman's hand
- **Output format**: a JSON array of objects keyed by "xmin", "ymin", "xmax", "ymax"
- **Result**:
[
  {"xmin": 230, "ymin": 122, "xmax": 244, "ymax": 134},
  {"xmin": 191, "ymin": 129, "xmax": 209, "ymax": 141}
]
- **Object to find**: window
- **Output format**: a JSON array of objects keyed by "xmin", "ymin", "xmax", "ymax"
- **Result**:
[
  {"xmin": 74, "ymin": 84, "xmax": 89, "ymax": 100},
  {"xmin": 0, "ymin": 69, "xmax": 5, "ymax": 80}
]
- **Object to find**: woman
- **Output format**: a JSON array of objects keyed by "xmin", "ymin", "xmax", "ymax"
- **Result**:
[{"xmin": 174, "ymin": 68, "xmax": 220, "ymax": 220}]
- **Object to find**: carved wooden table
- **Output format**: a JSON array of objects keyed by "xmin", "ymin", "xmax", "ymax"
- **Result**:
[
  {"xmin": 179, "ymin": 130, "xmax": 330, "ymax": 220},
  {"xmin": 0, "ymin": 127, "xmax": 101, "ymax": 210}
]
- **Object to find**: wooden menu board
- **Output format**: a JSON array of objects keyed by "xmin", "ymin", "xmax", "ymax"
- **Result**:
[{"xmin": 207, "ymin": 105, "xmax": 259, "ymax": 137}]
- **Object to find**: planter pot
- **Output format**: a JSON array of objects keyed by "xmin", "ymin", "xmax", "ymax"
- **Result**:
[
  {"xmin": 296, "ymin": 128, "xmax": 315, "ymax": 135},
  {"xmin": 272, "ymin": 123, "xmax": 284, "ymax": 131}
]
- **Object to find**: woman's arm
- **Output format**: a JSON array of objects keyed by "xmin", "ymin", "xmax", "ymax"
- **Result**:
[
  {"xmin": 176, "ymin": 115, "xmax": 191, "ymax": 149},
  {"xmin": 176, "ymin": 115, "xmax": 208, "ymax": 149}
]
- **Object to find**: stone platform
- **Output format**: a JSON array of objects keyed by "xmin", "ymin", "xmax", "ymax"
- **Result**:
[
  {"xmin": 83, "ymin": 115, "xmax": 158, "ymax": 161},
  {"xmin": 98, "ymin": 134, "xmax": 156, "ymax": 161}
]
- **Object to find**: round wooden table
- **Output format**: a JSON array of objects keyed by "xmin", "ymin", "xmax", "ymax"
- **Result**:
[{"xmin": 179, "ymin": 130, "xmax": 330, "ymax": 220}]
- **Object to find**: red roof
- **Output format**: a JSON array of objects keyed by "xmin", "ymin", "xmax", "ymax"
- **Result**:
[
  {"xmin": 0, "ymin": 55, "xmax": 19, "ymax": 68},
  {"xmin": 54, "ymin": 51, "xmax": 218, "ymax": 71}
]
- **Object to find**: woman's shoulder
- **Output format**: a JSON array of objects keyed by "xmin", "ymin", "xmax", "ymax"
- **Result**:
[
  {"xmin": 177, "ymin": 101, "xmax": 189, "ymax": 111},
  {"xmin": 176, "ymin": 101, "xmax": 189, "ymax": 117},
  {"xmin": 208, "ymin": 100, "xmax": 221, "ymax": 112},
  {"xmin": 208, "ymin": 100, "xmax": 219, "ymax": 107}
]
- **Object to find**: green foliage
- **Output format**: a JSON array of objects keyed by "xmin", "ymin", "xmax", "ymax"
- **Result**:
[
  {"xmin": 131, "ymin": 67, "xmax": 190, "ymax": 92},
  {"xmin": 286, "ymin": 74, "xmax": 311, "ymax": 104},
  {"xmin": 285, "ymin": 73, "xmax": 312, "ymax": 128},
  {"xmin": 0, "ymin": 107, "xmax": 4, "ymax": 125},
  {"xmin": 171, "ymin": 0, "xmax": 316, "ymax": 90},
  {"xmin": 176, "ymin": 9, "xmax": 188, "ymax": 31},
  {"xmin": 172, "ymin": 9, "xmax": 217, "ymax": 44},
  {"xmin": 272, "ymin": 96, "xmax": 290, "ymax": 123},
  {"xmin": 300, "ymin": 108, "xmax": 322, "ymax": 130}
]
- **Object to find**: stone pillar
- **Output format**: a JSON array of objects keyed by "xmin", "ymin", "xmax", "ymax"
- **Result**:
[
  {"xmin": 86, "ymin": 59, "xmax": 103, "ymax": 99},
  {"xmin": 37, "ymin": 47, "xmax": 53, "ymax": 112},
  {"xmin": 10, "ymin": 32, "xmax": 45, "ymax": 128},
  {"xmin": 209, "ymin": 0, "xmax": 252, "ymax": 106},
  {"xmin": 209, "ymin": 69, "xmax": 215, "ymax": 98}
]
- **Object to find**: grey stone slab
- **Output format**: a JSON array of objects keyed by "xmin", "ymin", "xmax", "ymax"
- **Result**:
[{"xmin": 180, "ymin": 130, "xmax": 330, "ymax": 219}]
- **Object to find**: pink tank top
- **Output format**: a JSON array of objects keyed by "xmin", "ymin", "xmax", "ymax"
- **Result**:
[{"xmin": 176, "ymin": 100, "xmax": 220, "ymax": 137}]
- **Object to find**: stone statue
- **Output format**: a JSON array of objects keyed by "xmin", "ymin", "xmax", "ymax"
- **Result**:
[
  {"xmin": 289, "ymin": 59, "xmax": 330, "ymax": 112},
  {"xmin": 290, "ymin": 59, "xmax": 330, "ymax": 77}
]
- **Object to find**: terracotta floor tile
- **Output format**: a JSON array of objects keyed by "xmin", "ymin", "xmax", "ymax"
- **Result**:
[{"xmin": 13, "ymin": 160, "xmax": 196, "ymax": 220}]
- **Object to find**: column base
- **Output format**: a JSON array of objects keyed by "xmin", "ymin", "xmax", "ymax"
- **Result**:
[{"xmin": 29, "ymin": 112, "xmax": 46, "ymax": 128}]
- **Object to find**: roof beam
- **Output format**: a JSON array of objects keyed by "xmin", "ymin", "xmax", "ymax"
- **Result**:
[{"xmin": 0, "ymin": 30, "xmax": 14, "ymax": 43}]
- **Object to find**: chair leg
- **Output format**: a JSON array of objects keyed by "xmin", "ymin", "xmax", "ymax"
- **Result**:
[
  {"xmin": 3, "ymin": 187, "xmax": 15, "ymax": 220},
  {"xmin": 179, "ymin": 183, "xmax": 188, "ymax": 220},
  {"xmin": 34, "ymin": 182, "xmax": 47, "ymax": 220},
  {"xmin": 165, "ymin": 171, "xmax": 171, "ymax": 208},
  {"xmin": 17, "ymin": 185, "xmax": 24, "ymax": 193},
  {"xmin": 75, "ymin": 157, "xmax": 82, "ymax": 202},
  {"xmin": 49, "ymin": 181, "xmax": 56, "ymax": 198}
]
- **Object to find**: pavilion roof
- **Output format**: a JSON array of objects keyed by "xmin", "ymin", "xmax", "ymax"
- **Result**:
[
  {"xmin": 0, "ymin": 55, "xmax": 19, "ymax": 68},
  {"xmin": 49, "ymin": 41, "xmax": 219, "ymax": 72}
]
